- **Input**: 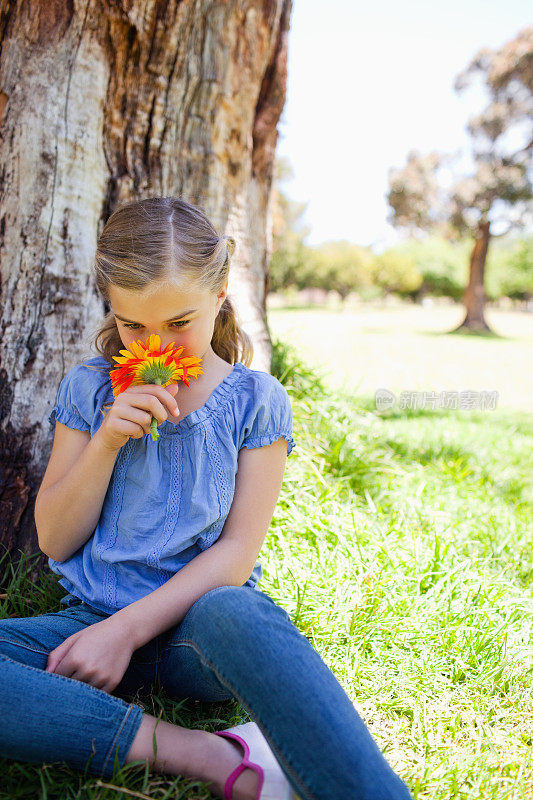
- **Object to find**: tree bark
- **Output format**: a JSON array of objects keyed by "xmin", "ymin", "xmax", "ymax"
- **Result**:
[
  {"xmin": 0, "ymin": 0, "xmax": 292, "ymax": 573},
  {"xmin": 453, "ymin": 219, "xmax": 492, "ymax": 333}
]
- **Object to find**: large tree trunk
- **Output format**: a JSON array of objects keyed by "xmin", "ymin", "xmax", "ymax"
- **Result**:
[
  {"xmin": 453, "ymin": 219, "xmax": 492, "ymax": 333},
  {"xmin": 0, "ymin": 0, "xmax": 292, "ymax": 573}
]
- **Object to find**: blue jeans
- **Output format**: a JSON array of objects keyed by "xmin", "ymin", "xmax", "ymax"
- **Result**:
[{"xmin": 0, "ymin": 585, "xmax": 412, "ymax": 799}]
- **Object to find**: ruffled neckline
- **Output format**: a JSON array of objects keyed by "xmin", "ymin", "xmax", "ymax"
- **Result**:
[
  {"xmin": 160, "ymin": 360, "xmax": 247, "ymax": 435},
  {"xmin": 84, "ymin": 356, "xmax": 247, "ymax": 437}
]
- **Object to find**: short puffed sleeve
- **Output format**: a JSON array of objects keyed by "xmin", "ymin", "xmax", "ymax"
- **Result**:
[
  {"xmin": 238, "ymin": 373, "xmax": 296, "ymax": 457},
  {"xmin": 47, "ymin": 360, "xmax": 110, "ymax": 434}
]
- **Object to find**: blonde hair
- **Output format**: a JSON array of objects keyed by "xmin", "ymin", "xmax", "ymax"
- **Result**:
[{"xmin": 87, "ymin": 196, "xmax": 253, "ymax": 372}]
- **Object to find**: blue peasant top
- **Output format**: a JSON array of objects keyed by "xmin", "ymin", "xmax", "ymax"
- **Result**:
[{"xmin": 46, "ymin": 356, "xmax": 296, "ymax": 615}]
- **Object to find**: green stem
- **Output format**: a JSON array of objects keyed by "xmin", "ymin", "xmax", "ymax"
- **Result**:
[{"xmin": 150, "ymin": 378, "xmax": 163, "ymax": 441}]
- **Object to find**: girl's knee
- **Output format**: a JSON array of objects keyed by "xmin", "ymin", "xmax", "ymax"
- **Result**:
[
  {"xmin": 186, "ymin": 584, "xmax": 290, "ymax": 643},
  {"xmin": 181, "ymin": 585, "xmax": 253, "ymax": 633},
  {"xmin": 190, "ymin": 584, "xmax": 248, "ymax": 615}
]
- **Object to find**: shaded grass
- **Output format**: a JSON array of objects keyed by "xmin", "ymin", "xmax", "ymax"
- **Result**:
[{"xmin": 0, "ymin": 337, "xmax": 532, "ymax": 798}]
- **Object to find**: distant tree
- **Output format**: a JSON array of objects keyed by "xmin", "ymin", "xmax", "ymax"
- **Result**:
[
  {"xmin": 382, "ymin": 234, "xmax": 469, "ymax": 300},
  {"xmin": 310, "ymin": 240, "xmax": 375, "ymax": 298},
  {"xmin": 270, "ymin": 163, "xmax": 380, "ymax": 298},
  {"xmin": 387, "ymin": 26, "xmax": 532, "ymax": 332},
  {"xmin": 485, "ymin": 234, "xmax": 533, "ymax": 300},
  {"xmin": 269, "ymin": 156, "xmax": 312, "ymax": 292},
  {"xmin": 371, "ymin": 251, "xmax": 422, "ymax": 296}
]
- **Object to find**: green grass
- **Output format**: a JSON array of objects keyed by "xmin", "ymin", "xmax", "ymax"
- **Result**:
[{"xmin": 1, "ymin": 325, "xmax": 532, "ymax": 799}]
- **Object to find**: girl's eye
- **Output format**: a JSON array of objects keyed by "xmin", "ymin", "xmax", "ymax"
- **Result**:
[{"xmin": 123, "ymin": 321, "xmax": 189, "ymax": 330}]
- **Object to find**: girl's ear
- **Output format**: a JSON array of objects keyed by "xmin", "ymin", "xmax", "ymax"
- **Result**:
[
  {"xmin": 216, "ymin": 284, "xmax": 228, "ymax": 311},
  {"xmin": 222, "ymin": 277, "xmax": 229, "ymax": 297}
]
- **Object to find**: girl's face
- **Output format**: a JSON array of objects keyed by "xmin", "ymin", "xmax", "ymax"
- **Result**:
[{"xmin": 108, "ymin": 280, "xmax": 228, "ymax": 369}]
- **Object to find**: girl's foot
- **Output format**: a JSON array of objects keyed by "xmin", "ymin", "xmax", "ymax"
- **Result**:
[
  {"xmin": 206, "ymin": 732, "xmax": 259, "ymax": 800},
  {"xmin": 124, "ymin": 713, "xmax": 259, "ymax": 799}
]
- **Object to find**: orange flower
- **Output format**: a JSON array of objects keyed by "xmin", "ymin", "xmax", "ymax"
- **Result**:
[{"xmin": 109, "ymin": 334, "xmax": 203, "ymax": 441}]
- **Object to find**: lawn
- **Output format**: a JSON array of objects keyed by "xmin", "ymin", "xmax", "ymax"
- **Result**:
[
  {"xmin": 267, "ymin": 302, "xmax": 533, "ymax": 799},
  {"xmin": 1, "ymin": 302, "xmax": 532, "ymax": 799},
  {"xmin": 267, "ymin": 298, "xmax": 533, "ymax": 412}
]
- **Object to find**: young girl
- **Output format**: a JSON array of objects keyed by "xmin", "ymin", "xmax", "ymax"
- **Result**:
[{"xmin": 0, "ymin": 197, "xmax": 412, "ymax": 800}]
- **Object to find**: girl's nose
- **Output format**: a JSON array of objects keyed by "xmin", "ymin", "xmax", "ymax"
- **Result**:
[{"xmin": 153, "ymin": 337, "xmax": 180, "ymax": 350}]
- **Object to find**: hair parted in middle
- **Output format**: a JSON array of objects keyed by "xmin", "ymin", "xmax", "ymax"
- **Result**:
[{"xmin": 87, "ymin": 195, "xmax": 253, "ymax": 371}]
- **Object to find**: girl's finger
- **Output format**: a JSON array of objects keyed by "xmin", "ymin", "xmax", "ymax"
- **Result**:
[
  {"xmin": 47, "ymin": 650, "xmax": 69, "ymax": 672},
  {"xmin": 46, "ymin": 650, "xmax": 64, "ymax": 671},
  {"xmin": 46, "ymin": 635, "xmax": 77, "ymax": 671},
  {"xmin": 125, "ymin": 395, "xmax": 169, "ymax": 424}
]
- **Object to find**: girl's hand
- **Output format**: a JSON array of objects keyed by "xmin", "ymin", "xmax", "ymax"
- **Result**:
[
  {"xmin": 45, "ymin": 617, "xmax": 135, "ymax": 693},
  {"xmin": 97, "ymin": 383, "xmax": 180, "ymax": 451}
]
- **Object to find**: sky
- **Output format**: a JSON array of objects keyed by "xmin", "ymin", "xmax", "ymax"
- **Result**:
[{"xmin": 276, "ymin": 0, "xmax": 532, "ymax": 251}]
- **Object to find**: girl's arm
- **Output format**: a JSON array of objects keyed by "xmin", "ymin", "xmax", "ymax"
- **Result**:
[
  {"xmin": 37, "ymin": 382, "xmax": 178, "ymax": 562},
  {"xmin": 109, "ymin": 436, "xmax": 289, "ymax": 648},
  {"xmin": 35, "ymin": 424, "xmax": 121, "ymax": 562}
]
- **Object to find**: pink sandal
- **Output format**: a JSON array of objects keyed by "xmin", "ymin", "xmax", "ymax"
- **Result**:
[{"xmin": 213, "ymin": 721, "xmax": 301, "ymax": 800}]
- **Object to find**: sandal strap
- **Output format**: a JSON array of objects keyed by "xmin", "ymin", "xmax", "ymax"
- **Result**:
[{"xmin": 214, "ymin": 730, "xmax": 265, "ymax": 800}]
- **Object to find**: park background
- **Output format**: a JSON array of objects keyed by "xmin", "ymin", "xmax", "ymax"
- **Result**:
[
  {"xmin": 269, "ymin": 0, "xmax": 532, "ymax": 415},
  {"xmin": 0, "ymin": 1, "xmax": 531, "ymax": 798},
  {"xmin": 263, "ymin": 4, "xmax": 533, "ymax": 798}
]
